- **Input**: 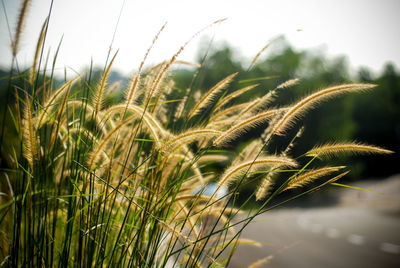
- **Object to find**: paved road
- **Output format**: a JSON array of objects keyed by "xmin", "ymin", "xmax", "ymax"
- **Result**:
[
  {"xmin": 229, "ymin": 176, "xmax": 400, "ymax": 267},
  {"xmin": 229, "ymin": 207, "xmax": 400, "ymax": 267}
]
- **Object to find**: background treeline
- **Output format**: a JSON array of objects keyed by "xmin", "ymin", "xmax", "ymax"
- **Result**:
[
  {"xmin": 172, "ymin": 38, "xmax": 400, "ymax": 181},
  {"xmin": 1, "ymin": 37, "xmax": 399, "ymax": 183}
]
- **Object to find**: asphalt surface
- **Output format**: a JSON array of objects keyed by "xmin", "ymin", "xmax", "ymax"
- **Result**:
[{"xmin": 228, "ymin": 176, "xmax": 400, "ymax": 268}]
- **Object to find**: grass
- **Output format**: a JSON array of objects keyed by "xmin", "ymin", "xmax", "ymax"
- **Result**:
[{"xmin": 0, "ymin": 1, "xmax": 394, "ymax": 267}]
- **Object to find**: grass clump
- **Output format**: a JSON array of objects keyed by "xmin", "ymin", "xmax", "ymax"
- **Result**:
[{"xmin": 0, "ymin": 1, "xmax": 393, "ymax": 267}]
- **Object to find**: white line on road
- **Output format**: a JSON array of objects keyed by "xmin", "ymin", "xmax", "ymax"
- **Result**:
[
  {"xmin": 347, "ymin": 234, "xmax": 365, "ymax": 245},
  {"xmin": 380, "ymin": 242, "xmax": 400, "ymax": 254}
]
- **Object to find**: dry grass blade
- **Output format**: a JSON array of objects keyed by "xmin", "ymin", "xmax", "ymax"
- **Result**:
[
  {"xmin": 214, "ymin": 108, "xmax": 284, "ymax": 146},
  {"xmin": 188, "ymin": 72, "xmax": 238, "ymax": 119},
  {"xmin": 306, "ymin": 142, "xmax": 394, "ymax": 158},
  {"xmin": 218, "ymin": 156, "xmax": 298, "ymax": 187},
  {"xmin": 273, "ymin": 83, "xmax": 377, "ymax": 135},
  {"xmin": 282, "ymin": 166, "xmax": 346, "ymax": 192}
]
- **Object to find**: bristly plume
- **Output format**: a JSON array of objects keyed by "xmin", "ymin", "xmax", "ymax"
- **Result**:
[
  {"xmin": 93, "ymin": 50, "xmax": 119, "ymax": 114},
  {"xmin": 125, "ymin": 23, "xmax": 167, "ymax": 106},
  {"xmin": 255, "ymin": 172, "xmax": 275, "ymax": 201},
  {"xmin": 218, "ymin": 156, "xmax": 298, "ymax": 187},
  {"xmin": 273, "ymin": 83, "xmax": 377, "ymax": 135},
  {"xmin": 281, "ymin": 166, "xmax": 346, "ymax": 192},
  {"xmin": 12, "ymin": 0, "xmax": 32, "ymax": 56},
  {"xmin": 30, "ymin": 17, "xmax": 48, "ymax": 85},
  {"xmin": 214, "ymin": 108, "xmax": 284, "ymax": 146},
  {"xmin": 161, "ymin": 129, "xmax": 221, "ymax": 153},
  {"xmin": 248, "ymin": 42, "xmax": 270, "ymax": 71},
  {"xmin": 188, "ymin": 73, "xmax": 238, "ymax": 119},
  {"xmin": 306, "ymin": 142, "xmax": 394, "ymax": 158},
  {"xmin": 22, "ymin": 93, "xmax": 36, "ymax": 170},
  {"xmin": 212, "ymin": 84, "xmax": 259, "ymax": 113}
]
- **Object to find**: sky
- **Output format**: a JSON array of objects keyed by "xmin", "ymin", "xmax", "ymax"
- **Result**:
[{"xmin": 1, "ymin": 0, "xmax": 400, "ymax": 77}]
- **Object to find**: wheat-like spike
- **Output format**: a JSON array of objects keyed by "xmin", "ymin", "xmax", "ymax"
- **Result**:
[
  {"xmin": 213, "ymin": 84, "xmax": 259, "ymax": 113},
  {"xmin": 248, "ymin": 256, "xmax": 275, "ymax": 268},
  {"xmin": 249, "ymin": 42, "xmax": 270, "ymax": 71},
  {"xmin": 11, "ymin": 0, "xmax": 31, "ymax": 56},
  {"xmin": 209, "ymin": 102, "xmax": 250, "ymax": 123},
  {"xmin": 174, "ymin": 96, "xmax": 187, "ymax": 120},
  {"xmin": 237, "ymin": 98, "xmax": 262, "ymax": 117},
  {"xmin": 14, "ymin": 88, "xmax": 22, "ymax": 131},
  {"xmin": 206, "ymin": 118, "xmax": 236, "ymax": 131},
  {"xmin": 277, "ymin": 78, "xmax": 300, "ymax": 89},
  {"xmin": 233, "ymin": 139, "xmax": 263, "ymax": 166},
  {"xmin": 325, "ymin": 170, "xmax": 350, "ymax": 184},
  {"xmin": 169, "ymin": 194, "xmax": 214, "ymax": 204},
  {"xmin": 143, "ymin": 17, "xmax": 221, "ymax": 109},
  {"xmin": 214, "ymin": 108, "xmax": 283, "ymax": 146},
  {"xmin": 281, "ymin": 126, "xmax": 305, "ymax": 157},
  {"xmin": 197, "ymin": 154, "xmax": 229, "ymax": 164},
  {"xmin": 88, "ymin": 116, "xmax": 139, "ymax": 169},
  {"xmin": 282, "ymin": 166, "xmax": 346, "ymax": 192},
  {"xmin": 30, "ymin": 17, "xmax": 47, "ymax": 85},
  {"xmin": 66, "ymin": 100, "xmax": 109, "ymax": 135},
  {"xmin": 248, "ymin": 79, "xmax": 299, "ymax": 115},
  {"xmin": 145, "ymin": 62, "xmax": 169, "ymax": 106},
  {"xmin": 125, "ymin": 23, "xmax": 166, "ymax": 105},
  {"xmin": 22, "ymin": 94, "xmax": 36, "ymax": 170},
  {"xmin": 160, "ymin": 129, "xmax": 221, "ymax": 153},
  {"xmin": 255, "ymin": 172, "xmax": 275, "ymax": 201},
  {"xmin": 188, "ymin": 72, "xmax": 238, "ymax": 119},
  {"xmin": 49, "ymin": 83, "xmax": 72, "ymax": 150},
  {"xmin": 215, "ymin": 238, "xmax": 262, "ymax": 250},
  {"xmin": 37, "ymin": 76, "xmax": 79, "ymax": 127},
  {"xmin": 107, "ymin": 81, "xmax": 120, "ymax": 95},
  {"xmin": 218, "ymin": 156, "xmax": 297, "ymax": 187},
  {"xmin": 104, "ymin": 104, "xmax": 165, "ymax": 138},
  {"xmin": 306, "ymin": 142, "xmax": 394, "ymax": 158},
  {"xmin": 151, "ymin": 77, "xmax": 175, "ymax": 114},
  {"xmin": 93, "ymin": 50, "xmax": 118, "ymax": 114},
  {"xmin": 273, "ymin": 83, "xmax": 377, "ymax": 135}
]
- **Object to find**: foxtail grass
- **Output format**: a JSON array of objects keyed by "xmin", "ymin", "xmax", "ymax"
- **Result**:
[{"xmin": 0, "ymin": 2, "xmax": 394, "ymax": 267}]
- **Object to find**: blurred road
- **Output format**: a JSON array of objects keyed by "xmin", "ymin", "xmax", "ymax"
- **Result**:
[{"xmin": 229, "ymin": 175, "xmax": 400, "ymax": 268}]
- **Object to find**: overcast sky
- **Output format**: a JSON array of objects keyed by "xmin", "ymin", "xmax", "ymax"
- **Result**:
[{"xmin": 1, "ymin": 0, "xmax": 399, "ymax": 76}]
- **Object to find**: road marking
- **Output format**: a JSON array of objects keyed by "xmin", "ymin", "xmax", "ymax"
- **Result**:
[
  {"xmin": 347, "ymin": 234, "xmax": 365, "ymax": 245},
  {"xmin": 380, "ymin": 242, "xmax": 400, "ymax": 254},
  {"xmin": 325, "ymin": 228, "xmax": 340, "ymax": 239}
]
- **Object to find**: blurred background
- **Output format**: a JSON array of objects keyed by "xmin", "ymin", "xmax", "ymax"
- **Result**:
[{"xmin": 1, "ymin": 0, "xmax": 399, "ymax": 267}]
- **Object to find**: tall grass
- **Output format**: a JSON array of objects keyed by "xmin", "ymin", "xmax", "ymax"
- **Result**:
[{"xmin": 0, "ymin": 1, "xmax": 393, "ymax": 267}]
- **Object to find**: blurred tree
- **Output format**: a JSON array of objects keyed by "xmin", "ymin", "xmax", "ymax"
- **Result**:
[{"xmin": 173, "ymin": 39, "xmax": 400, "ymax": 180}]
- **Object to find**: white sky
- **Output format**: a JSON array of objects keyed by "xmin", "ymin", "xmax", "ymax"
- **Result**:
[{"xmin": 1, "ymin": 0, "xmax": 399, "ymax": 76}]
